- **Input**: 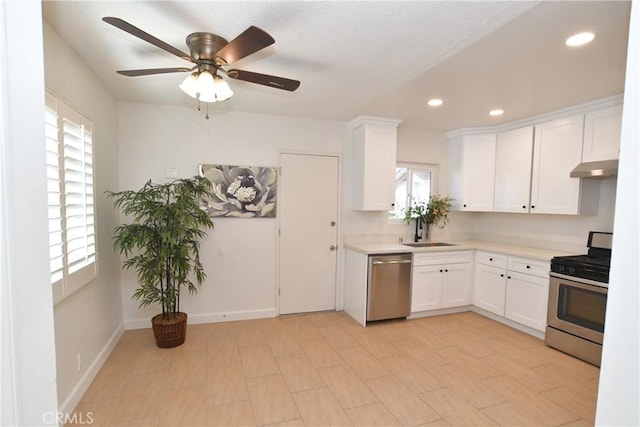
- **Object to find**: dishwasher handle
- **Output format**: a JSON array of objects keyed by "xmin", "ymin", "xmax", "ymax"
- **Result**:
[{"xmin": 371, "ymin": 259, "xmax": 412, "ymax": 265}]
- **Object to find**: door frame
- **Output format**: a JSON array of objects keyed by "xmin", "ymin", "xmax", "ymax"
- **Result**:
[{"xmin": 277, "ymin": 150, "xmax": 343, "ymax": 315}]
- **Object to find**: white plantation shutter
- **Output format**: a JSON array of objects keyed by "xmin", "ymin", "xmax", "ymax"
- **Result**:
[{"xmin": 45, "ymin": 91, "xmax": 97, "ymax": 302}]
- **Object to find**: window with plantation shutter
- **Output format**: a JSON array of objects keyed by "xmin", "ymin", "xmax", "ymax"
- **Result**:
[{"xmin": 45, "ymin": 91, "xmax": 97, "ymax": 303}]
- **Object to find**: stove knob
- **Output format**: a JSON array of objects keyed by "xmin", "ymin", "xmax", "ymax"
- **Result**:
[
  {"xmin": 556, "ymin": 265, "xmax": 565, "ymax": 273},
  {"xmin": 568, "ymin": 266, "xmax": 576, "ymax": 275}
]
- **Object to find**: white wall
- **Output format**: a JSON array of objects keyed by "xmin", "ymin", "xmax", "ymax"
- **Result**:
[
  {"xmin": 1, "ymin": 2, "xmax": 58, "ymax": 424},
  {"xmin": 467, "ymin": 178, "xmax": 616, "ymax": 253},
  {"xmin": 43, "ymin": 22, "xmax": 123, "ymax": 414},
  {"xmin": 342, "ymin": 126, "xmax": 475, "ymax": 244},
  {"xmin": 117, "ymin": 102, "xmax": 348, "ymax": 326},
  {"xmin": 596, "ymin": 0, "xmax": 640, "ymax": 424}
]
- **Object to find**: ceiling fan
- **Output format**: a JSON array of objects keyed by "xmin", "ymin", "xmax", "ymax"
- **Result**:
[{"xmin": 102, "ymin": 17, "xmax": 300, "ymax": 115}]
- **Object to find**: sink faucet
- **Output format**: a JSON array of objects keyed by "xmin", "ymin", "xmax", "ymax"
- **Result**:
[{"xmin": 414, "ymin": 218, "xmax": 423, "ymax": 242}]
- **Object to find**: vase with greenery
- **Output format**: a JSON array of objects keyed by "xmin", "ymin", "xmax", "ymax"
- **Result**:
[
  {"xmin": 108, "ymin": 176, "xmax": 214, "ymax": 348},
  {"xmin": 404, "ymin": 195, "xmax": 453, "ymax": 242}
]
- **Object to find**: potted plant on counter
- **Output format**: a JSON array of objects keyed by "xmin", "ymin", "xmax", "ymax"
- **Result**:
[
  {"xmin": 404, "ymin": 195, "xmax": 453, "ymax": 242},
  {"xmin": 108, "ymin": 176, "xmax": 214, "ymax": 348}
]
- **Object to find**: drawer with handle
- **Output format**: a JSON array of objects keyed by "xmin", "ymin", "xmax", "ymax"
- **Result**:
[
  {"xmin": 476, "ymin": 251, "xmax": 508, "ymax": 269},
  {"xmin": 507, "ymin": 256, "xmax": 549, "ymax": 278}
]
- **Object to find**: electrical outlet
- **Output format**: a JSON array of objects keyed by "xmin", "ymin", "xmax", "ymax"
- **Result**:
[{"xmin": 77, "ymin": 352, "xmax": 82, "ymax": 371}]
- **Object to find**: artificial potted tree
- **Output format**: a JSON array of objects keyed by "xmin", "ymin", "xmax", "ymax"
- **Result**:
[{"xmin": 108, "ymin": 176, "xmax": 214, "ymax": 348}]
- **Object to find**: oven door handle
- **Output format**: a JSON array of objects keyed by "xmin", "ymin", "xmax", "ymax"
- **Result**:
[{"xmin": 549, "ymin": 272, "xmax": 609, "ymax": 290}]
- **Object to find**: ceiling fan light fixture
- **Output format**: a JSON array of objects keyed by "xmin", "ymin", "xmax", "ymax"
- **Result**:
[
  {"xmin": 179, "ymin": 73, "xmax": 200, "ymax": 98},
  {"xmin": 180, "ymin": 70, "xmax": 234, "ymax": 104},
  {"xmin": 213, "ymin": 75, "xmax": 234, "ymax": 101}
]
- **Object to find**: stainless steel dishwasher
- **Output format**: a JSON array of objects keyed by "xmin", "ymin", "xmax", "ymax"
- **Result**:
[{"xmin": 367, "ymin": 254, "xmax": 412, "ymax": 321}]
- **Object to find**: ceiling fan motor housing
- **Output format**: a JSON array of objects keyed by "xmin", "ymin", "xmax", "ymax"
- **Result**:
[{"xmin": 186, "ymin": 33, "xmax": 229, "ymax": 66}]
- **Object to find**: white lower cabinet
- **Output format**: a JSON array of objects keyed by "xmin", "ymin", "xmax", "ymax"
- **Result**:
[
  {"xmin": 504, "ymin": 270, "xmax": 549, "ymax": 332},
  {"xmin": 474, "ymin": 263, "xmax": 507, "ymax": 316},
  {"xmin": 473, "ymin": 251, "xmax": 549, "ymax": 332},
  {"xmin": 411, "ymin": 251, "xmax": 473, "ymax": 313}
]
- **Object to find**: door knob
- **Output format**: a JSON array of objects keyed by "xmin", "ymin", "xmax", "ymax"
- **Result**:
[{"xmin": 329, "ymin": 245, "xmax": 337, "ymax": 251}]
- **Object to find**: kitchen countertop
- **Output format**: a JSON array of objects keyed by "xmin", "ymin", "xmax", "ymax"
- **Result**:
[{"xmin": 343, "ymin": 240, "xmax": 575, "ymax": 261}]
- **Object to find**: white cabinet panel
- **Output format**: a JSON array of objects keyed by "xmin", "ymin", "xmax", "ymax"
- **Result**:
[
  {"xmin": 494, "ymin": 126, "xmax": 534, "ymax": 213},
  {"xmin": 531, "ymin": 116, "xmax": 583, "ymax": 214},
  {"xmin": 583, "ymin": 105, "xmax": 623, "ymax": 162},
  {"xmin": 441, "ymin": 262, "xmax": 473, "ymax": 308},
  {"xmin": 449, "ymin": 134, "xmax": 496, "ymax": 212},
  {"xmin": 473, "ymin": 263, "xmax": 507, "ymax": 316},
  {"xmin": 505, "ymin": 271, "xmax": 549, "ymax": 332},
  {"xmin": 411, "ymin": 251, "xmax": 472, "ymax": 313},
  {"xmin": 411, "ymin": 265, "xmax": 442, "ymax": 312},
  {"xmin": 351, "ymin": 117, "xmax": 400, "ymax": 211},
  {"xmin": 474, "ymin": 251, "xmax": 549, "ymax": 331}
]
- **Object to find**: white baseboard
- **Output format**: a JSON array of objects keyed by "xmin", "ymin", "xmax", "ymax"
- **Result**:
[
  {"xmin": 58, "ymin": 323, "xmax": 124, "ymax": 415},
  {"xmin": 407, "ymin": 305, "xmax": 545, "ymax": 340},
  {"xmin": 471, "ymin": 307, "xmax": 545, "ymax": 340},
  {"xmin": 408, "ymin": 305, "xmax": 472, "ymax": 319},
  {"xmin": 123, "ymin": 308, "xmax": 277, "ymax": 330}
]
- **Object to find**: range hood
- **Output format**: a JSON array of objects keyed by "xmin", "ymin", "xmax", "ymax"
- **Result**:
[{"xmin": 570, "ymin": 159, "xmax": 618, "ymax": 178}]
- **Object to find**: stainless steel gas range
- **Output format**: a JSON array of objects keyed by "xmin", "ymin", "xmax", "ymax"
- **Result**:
[{"xmin": 545, "ymin": 231, "xmax": 612, "ymax": 367}]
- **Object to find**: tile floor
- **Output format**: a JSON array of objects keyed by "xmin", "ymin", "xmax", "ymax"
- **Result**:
[{"xmin": 71, "ymin": 311, "xmax": 600, "ymax": 426}]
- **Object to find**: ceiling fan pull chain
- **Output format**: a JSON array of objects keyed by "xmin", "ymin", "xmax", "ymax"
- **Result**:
[
  {"xmin": 197, "ymin": 98, "xmax": 201, "ymax": 112},
  {"xmin": 205, "ymin": 103, "xmax": 210, "ymax": 120}
]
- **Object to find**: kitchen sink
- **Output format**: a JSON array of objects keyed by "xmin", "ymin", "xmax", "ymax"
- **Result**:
[{"xmin": 402, "ymin": 242, "xmax": 457, "ymax": 247}]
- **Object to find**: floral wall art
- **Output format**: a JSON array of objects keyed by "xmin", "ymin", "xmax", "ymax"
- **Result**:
[{"xmin": 199, "ymin": 164, "xmax": 277, "ymax": 218}]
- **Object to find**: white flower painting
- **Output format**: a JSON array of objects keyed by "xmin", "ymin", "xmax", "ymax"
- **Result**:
[{"xmin": 199, "ymin": 164, "xmax": 277, "ymax": 218}]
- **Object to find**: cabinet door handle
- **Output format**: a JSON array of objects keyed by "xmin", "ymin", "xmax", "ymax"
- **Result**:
[
  {"xmin": 444, "ymin": 269, "xmax": 448, "ymax": 272},
  {"xmin": 507, "ymin": 276, "xmax": 512, "ymax": 279},
  {"xmin": 489, "ymin": 258, "xmax": 493, "ymax": 261},
  {"xmin": 439, "ymin": 269, "xmax": 443, "ymax": 273},
  {"xmin": 500, "ymin": 274, "xmax": 505, "ymax": 277},
  {"xmin": 463, "ymin": 204, "xmax": 467, "ymax": 208},
  {"xmin": 531, "ymin": 205, "xmax": 535, "ymax": 209},
  {"xmin": 522, "ymin": 205, "xmax": 526, "ymax": 209},
  {"xmin": 526, "ymin": 265, "xmax": 531, "ymax": 269}
]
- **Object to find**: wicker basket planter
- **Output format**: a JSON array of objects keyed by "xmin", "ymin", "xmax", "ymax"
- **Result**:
[{"xmin": 151, "ymin": 312, "xmax": 188, "ymax": 348}]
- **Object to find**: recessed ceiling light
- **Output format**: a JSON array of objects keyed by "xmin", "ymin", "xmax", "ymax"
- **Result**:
[
  {"xmin": 427, "ymin": 98, "xmax": 443, "ymax": 107},
  {"xmin": 489, "ymin": 109, "xmax": 504, "ymax": 116},
  {"xmin": 566, "ymin": 32, "xmax": 595, "ymax": 47}
]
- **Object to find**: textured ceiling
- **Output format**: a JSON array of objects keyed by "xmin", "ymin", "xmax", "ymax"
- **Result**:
[{"xmin": 42, "ymin": 1, "xmax": 630, "ymax": 132}]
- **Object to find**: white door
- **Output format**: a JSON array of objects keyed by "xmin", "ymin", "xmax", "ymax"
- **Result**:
[{"xmin": 279, "ymin": 153, "xmax": 339, "ymax": 314}]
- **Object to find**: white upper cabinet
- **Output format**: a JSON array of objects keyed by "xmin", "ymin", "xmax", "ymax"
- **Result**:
[
  {"xmin": 493, "ymin": 126, "xmax": 534, "ymax": 213},
  {"xmin": 449, "ymin": 133, "xmax": 496, "ymax": 212},
  {"xmin": 531, "ymin": 115, "xmax": 599, "ymax": 215},
  {"xmin": 351, "ymin": 117, "xmax": 401, "ymax": 211},
  {"xmin": 582, "ymin": 105, "xmax": 623, "ymax": 162}
]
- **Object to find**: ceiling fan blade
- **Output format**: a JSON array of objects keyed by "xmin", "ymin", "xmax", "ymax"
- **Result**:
[
  {"xmin": 117, "ymin": 67, "xmax": 192, "ymax": 77},
  {"xmin": 227, "ymin": 69, "xmax": 300, "ymax": 91},
  {"xmin": 103, "ymin": 17, "xmax": 193, "ymax": 62},
  {"xmin": 215, "ymin": 26, "xmax": 275, "ymax": 65}
]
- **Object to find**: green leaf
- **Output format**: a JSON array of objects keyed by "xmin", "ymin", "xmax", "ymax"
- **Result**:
[{"xmin": 109, "ymin": 176, "xmax": 215, "ymax": 314}]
